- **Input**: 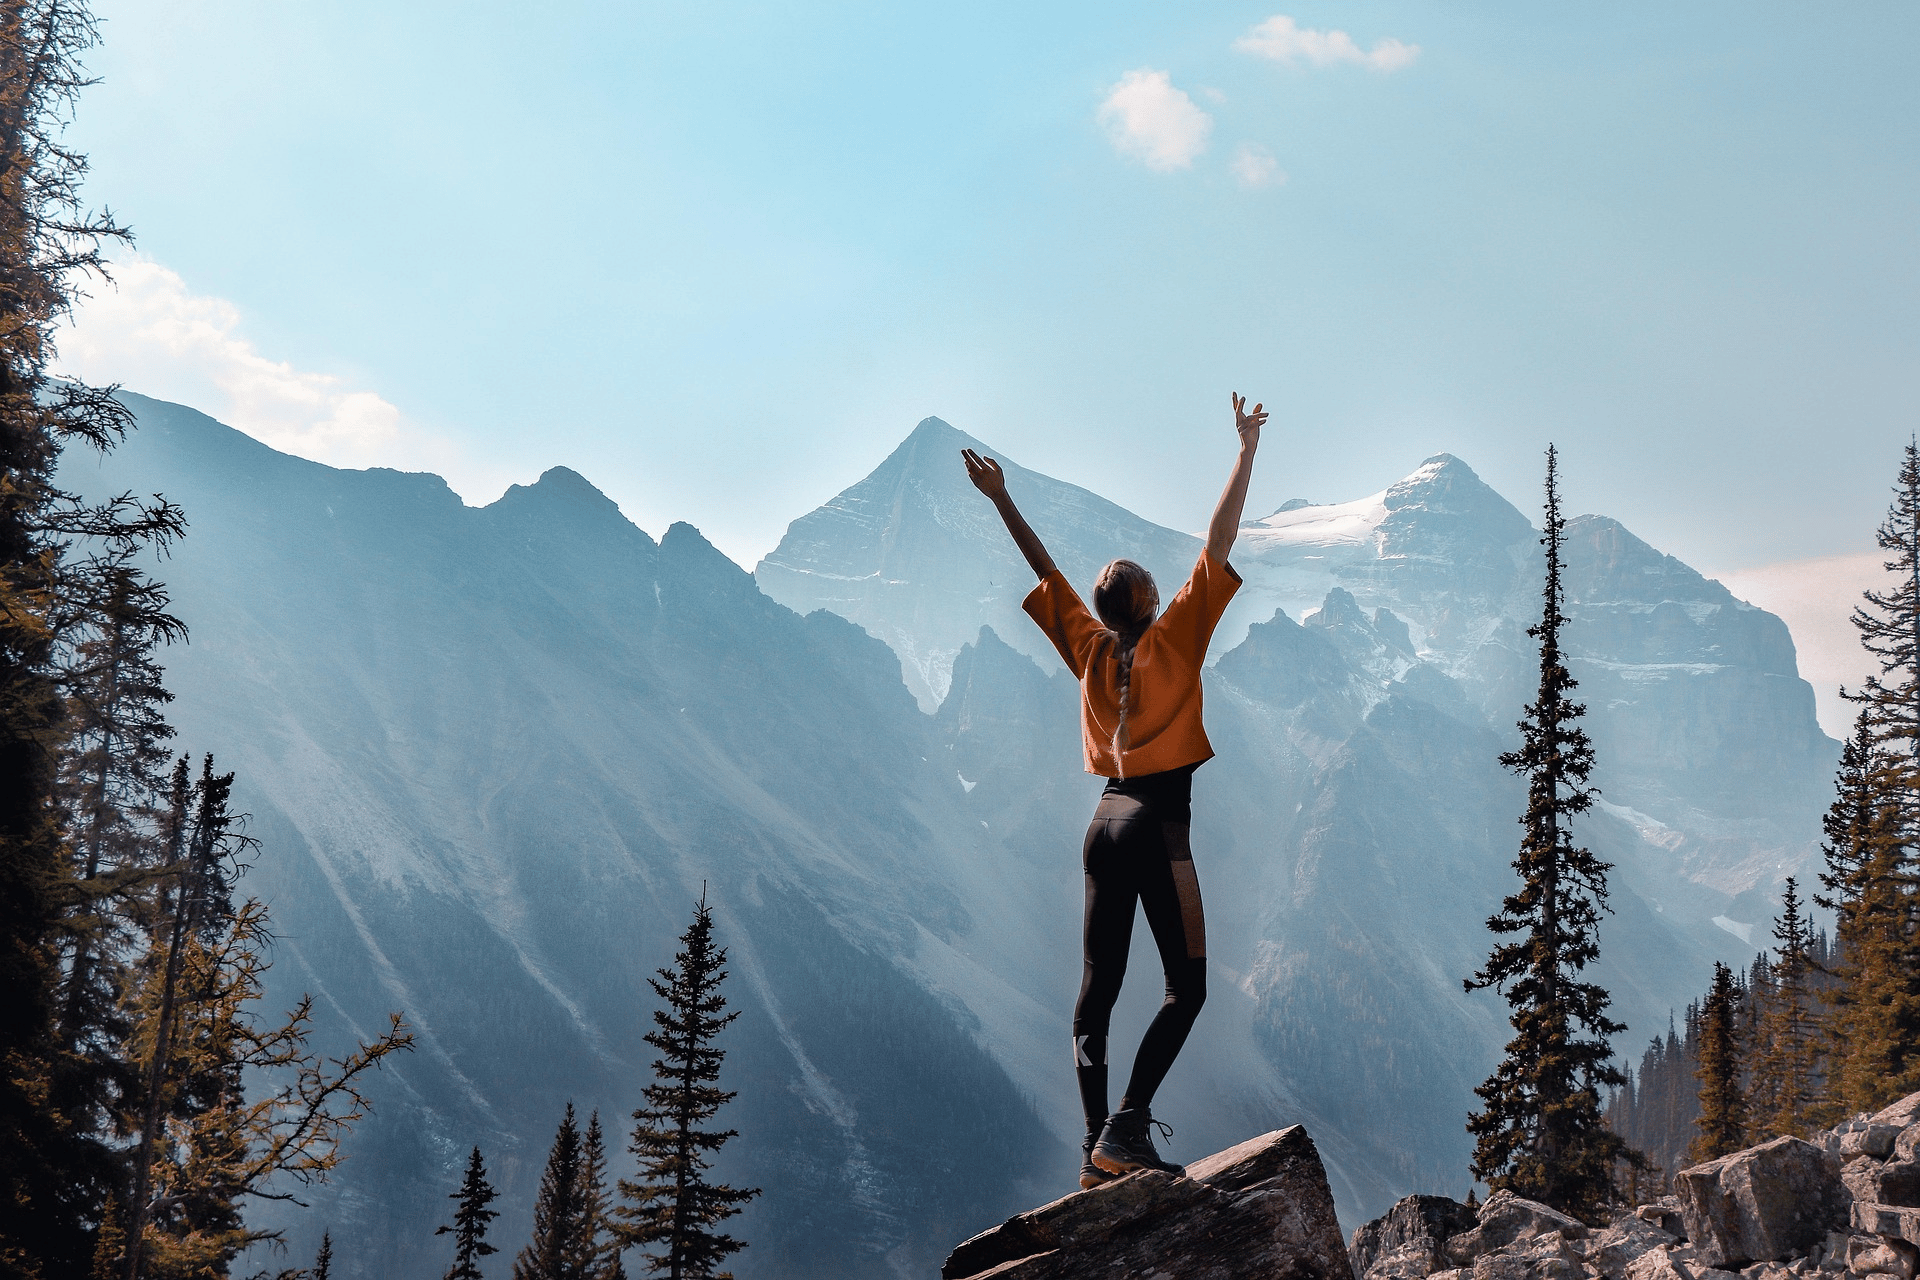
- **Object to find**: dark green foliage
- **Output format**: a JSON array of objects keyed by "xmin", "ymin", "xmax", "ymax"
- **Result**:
[
  {"xmin": 313, "ymin": 1232, "xmax": 332, "ymax": 1280},
  {"xmin": 436, "ymin": 1149, "xmax": 498, "ymax": 1280},
  {"xmin": 1748, "ymin": 878, "xmax": 1818, "ymax": 1140},
  {"xmin": 1815, "ymin": 441, "xmax": 1920, "ymax": 1115},
  {"xmin": 0, "ymin": 1, "xmax": 187, "ymax": 1272},
  {"xmin": 1688, "ymin": 963, "xmax": 1747, "ymax": 1163},
  {"xmin": 513, "ymin": 1105, "xmax": 620, "ymax": 1280},
  {"xmin": 1465, "ymin": 446, "xmax": 1635, "ymax": 1220},
  {"xmin": 614, "ymin": 894, "xmax": 758, "ymax": 1280}
]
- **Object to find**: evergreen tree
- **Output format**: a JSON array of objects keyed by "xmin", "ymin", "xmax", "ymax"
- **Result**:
[
  {"xmin": 436, "ymin": 1149, "xmax": 498, "ymax": 1280},
  {"xmin": 1815, "ymin": 444, "xmax": 1920, "ymax": 1118},
  {"xmin": 1688, "ymin": 963, "xmax": 1748, "ymax": 1163},
  {"xmin": 1748, "ymin": 878, "xmax": 1817, "ymax": 1140},
  {"xmin": 122, "ymin": 757, "xmax": 412, "ymax": 1279},
  {"xmin": 514, "ymin": 1104, "xmax": 595, "ymax": 1280},
  {"xmin": 0, "ymin": 2, "xmax": 184, "ymax": 1272},
  {"xmin": 581, "ymin": 1114, "xmax": 625, "ymax": 1280},
  {"xmin": 614, "ymin": 893, "xmax": 758, "ymax": 1279},
  {"xmin": 1465, "ymin": 446, "xmax": 1635, "ymax": 1220},
  {"xmin": 312, "ymin": 1232, "xmax": 332, "ymax": 1280},
  {"xmin": 1814, "ymin": 711, "xmax": 1918, "ymax": 1116}
]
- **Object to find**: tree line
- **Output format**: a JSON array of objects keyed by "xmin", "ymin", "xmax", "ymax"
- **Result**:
[
  {"xmin": 1465, "ymin": 441, "xmax": 1920, "ymax": 1222},
  {"xmin": 0, "ymin": 5, "xmax": 757, "ymax": 1276}
]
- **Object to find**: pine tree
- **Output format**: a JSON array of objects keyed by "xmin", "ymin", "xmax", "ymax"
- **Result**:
[
  {"xmin": 0, "ymin": 2, "xmax": 184, "ymax": 1272},
  {"xmin": 312, "ymin": 1232, "xmax": 333, "ymax": 1280},
  {"xmin": 515, "ymin": 1104, "xmax": 595, "ymax": 1280},
  {"xmin": 1688, "ymin": 963, "xmax": 1747, "ymax": 1163},
  {"xmin": 436, "ymin": 1149, "xmax": 499, "ymax": 1280},
  {"xmin": 1465, "ymin": 446, "xmax": 1635, "ymax": 1220},
  {"xmin": 1814, "ymin": 711, "xmax": 1919, "ymax": 1116},
  {"xmin": 614, "ymin": 893, "xmax": 758, "ymax": 1279},
  {"xmin": 122, "ymin": 757, "xmax": 413, "ymax": 1279},
  {"xmin": 1747, "ymin": 879, "xmax": 1817, "ymax": 1140},
  {"xmin": 581, "ymin": 1114, "xmax": 626, "ymax": 1280}
]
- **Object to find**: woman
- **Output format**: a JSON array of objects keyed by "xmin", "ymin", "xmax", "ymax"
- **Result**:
[{"xmin": 962, "ymin": 392, "xmax": 1266, "ymax": 1187}]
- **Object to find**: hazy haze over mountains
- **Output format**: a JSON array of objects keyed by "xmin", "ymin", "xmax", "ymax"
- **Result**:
[{"xmin": 75, "ymin": 397, "xmax": 1836, "ymax": 1279}]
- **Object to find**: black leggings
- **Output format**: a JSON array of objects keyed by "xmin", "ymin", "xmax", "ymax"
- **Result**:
[{"xmin": 1072, "ymin": 792, "xmax": 1207, "ymax": 1128}]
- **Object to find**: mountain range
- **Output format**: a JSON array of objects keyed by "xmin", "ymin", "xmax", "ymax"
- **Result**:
[{"xmin": 71, "ymin": 398, "xmax": 1837, "ymax": 1279}]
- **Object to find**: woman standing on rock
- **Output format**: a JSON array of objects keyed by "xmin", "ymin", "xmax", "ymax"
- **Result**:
[{"xmin": 961, "ymin": 392, "xmax": 1265, "ymax": 1188}]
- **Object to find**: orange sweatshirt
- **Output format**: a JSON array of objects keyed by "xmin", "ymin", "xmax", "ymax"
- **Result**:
[{"xmin": 1022, "ymin": 549, "xmax": 1241, "ymax": 778}]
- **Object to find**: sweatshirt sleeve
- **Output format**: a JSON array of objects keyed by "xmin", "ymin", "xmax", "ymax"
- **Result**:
[
  {"xmin": 1154, "ymin": 549, "xmax": 1242, "ymax": 663},
  {"xmin": 1022, "ymin": 571, "xmax": 1106, "ymax": 677}
]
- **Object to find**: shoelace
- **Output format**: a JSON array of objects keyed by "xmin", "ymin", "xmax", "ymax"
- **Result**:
[{"xmin": 1147, "ymin": 1116, "xmax": 1175, "ymax": 1150}]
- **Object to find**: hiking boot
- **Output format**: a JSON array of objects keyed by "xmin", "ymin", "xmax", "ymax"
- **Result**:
[
  {"xmin": 1091, "ymin": 1107, "xmax": 1184, "ymax": 1177},
  {"xmin": 1080, "ymin": 1128, "xmax": 1119, "ymax": 1190}
]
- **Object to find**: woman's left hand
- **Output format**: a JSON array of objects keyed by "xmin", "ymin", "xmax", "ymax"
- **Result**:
[{"xmin": 1232, "ymin": 393, "xmax": 1267, "ymax": 450}]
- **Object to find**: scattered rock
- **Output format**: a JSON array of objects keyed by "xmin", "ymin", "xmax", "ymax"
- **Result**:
[
  {"xmin": 1872, "ymin": 1094, "xmax": 1920, "ymax": 1131},
  {"xmin": 1676, "ymin": 1136, "xmax": 1851, "ymax": 1268},
  {"xmin": 1844, "ymin": 1161, "xmax": 1920, "ymax": 1210},
  {"xmin": 1626, "ymin": 1243, "xmax": 1741, "ymax": 1280},
  {"xmin": 1445, "ymin": 1191, "xmax": 1589, "ymax": 1267},
  {"xmin": 1587, "ymin": 1211, "xmax": 1682, "ymax": 1273},
  {"xmin": 1636, "ymin": 1200, "xmax": 1688, "ymax": 1241},
  {"xmin": 1842, "ymin": 1128, "xmax": 1903, "ymax": 1161},
  {"xmin": 1846, "ymin": 1233, "xmax": 1915, "ymax": 1280},
  {"xmin": 1897, "ymin": 1130, "xmax": 1920, "ymax": 1166},
  {"xmin": 1854, "ymin": 1203, "xmax": 1920, "ymax": 1246},
  {"xmin": 1352, "ymin": 1195, "xmax": 1480, "ymax": 1280},
  {"xmin": 940, "ymin": 1126, "xmax": 1349, "ymax": 1280}
]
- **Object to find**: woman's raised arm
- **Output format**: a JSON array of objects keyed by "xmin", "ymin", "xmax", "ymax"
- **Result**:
[
  {"xmin": 963, "ymin": 448, "xmax": 1059, "ymax": 580},
  {"xmin": 1205, "ymin": 392, "xmax": 1267, "ymax": 565}
]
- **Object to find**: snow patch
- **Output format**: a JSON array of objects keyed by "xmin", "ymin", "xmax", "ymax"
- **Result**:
[{"xmin": 1712, "ymin": 915, "xmax": 1754, "ymax": 944}]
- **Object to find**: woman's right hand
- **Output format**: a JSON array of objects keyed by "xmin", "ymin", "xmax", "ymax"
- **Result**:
[{"xmin": 963, "ymin": 448, "xmax": 1008, "ymax": 500}]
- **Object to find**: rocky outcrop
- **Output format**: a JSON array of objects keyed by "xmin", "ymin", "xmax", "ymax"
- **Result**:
[
  {"xmin": 940, "ymin": 1126, "xmax": 1348, "ymax": 1280},
  {"xmin": 1352, "ymin": 1195, "xmax": 1479, "ymax": 1280},
  {"xmin": 1676, "ymin": 1136, "xmax": 1850, "ymax": 1266},
  {"xmin": 1343, "ymin": 1091, "xmax": 1920, "ymax": 1280}
]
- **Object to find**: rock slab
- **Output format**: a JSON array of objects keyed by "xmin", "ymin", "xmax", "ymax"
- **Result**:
[
  {"xmin": 1675, "ymin": 1136, "xmax": 1850, "ymax": 1268},
  {"xmin": 940, "ymin": 1126, "xmax": 1348, "ymax": 1280}
]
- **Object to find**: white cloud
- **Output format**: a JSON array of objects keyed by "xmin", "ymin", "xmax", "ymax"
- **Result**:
[
  {"xmin": 1236, "ymin": 15, "xmax": 1419, "ymax": 72},
  {"xmin": 1232, "ymin": 143, "xmax": 1286, "ymax": 188},
  {"xmin": 1098, "ymin": 69, "xmax": 1213, "ymax": 171},
  {"xmin": 1715, "ymin": 551, "xmax": 1881, "ymax": 740},
  {"xmin": 54, "ymin": 257, "xmax": 486, "ymax": 491}
]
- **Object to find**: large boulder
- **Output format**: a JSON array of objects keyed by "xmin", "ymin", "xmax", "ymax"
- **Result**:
[
  {"xmin": 1674, "ymin": 1136, "xmax": 1850, "ymax": 1267},
  {"xmin": 940, "ymin": 1126, "xmax": 1349, "ymax": 1280},
  {"xmin": 1351, "ymin": 1196, "xmax": 1479, "ymax": 1280},
  {"xmin": 1443, "ymin": 1191, "xmax": 1588, "ymax": 1267}
]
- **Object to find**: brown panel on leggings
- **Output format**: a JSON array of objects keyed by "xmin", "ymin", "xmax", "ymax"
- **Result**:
[
  {"xmin": 1162, "ymin": 822, "xmax": 1206, "ymax": 959},
  {"xmin": 1093, "ymin": 792, "xmax": 1148, "ymax": 821}
]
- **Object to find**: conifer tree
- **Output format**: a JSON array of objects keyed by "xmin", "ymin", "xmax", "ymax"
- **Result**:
[
  {"xmin": 1814, "ymin": 710, "xmax": 1918, "ymax": 1116},
  {"xmin": 581, "ymin": 1113, "xmax": 626, "ymax": 1280},
  {"xmin": 0, "ymin": 2, "xmax": 185, "ymax": 1271},
  {"xmin": 1465, "ymin": 446, "xmax": 1634, "ymax": 1220},
  {"xmin": 313, "ymin": 1232, "xmax": 333, "ymax": 1280},
  {"xmin": 1748, "ymin": 879, "xmax": 1816, "ymax": 1140},
  {"xmin": 436, "ymin": 1149, "xmax": 499, "ymax": 1280},
  {"xmin": 514, "ymin": 1104, "xmax": 594, "ymax": 1280},
  {"xmin": 122, "ymin": 757, "xmax": 412, "ymax": 1280},
  {"xmin": 614, "ymin": 893, "xmax": 758, "ymax": 1279},
  {"xmin": 1814, "ymin": 438, "xmax": 1920, "ymax": 1115},
  {"xmin": 1688, "ymin": 963, "xmax": 1747, "ymax": 1163}
]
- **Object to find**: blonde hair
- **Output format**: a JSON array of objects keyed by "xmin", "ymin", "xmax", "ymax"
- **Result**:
[{"xmin": 1093, "ymin": 560, "xmax": 1158, "ymax": 777}]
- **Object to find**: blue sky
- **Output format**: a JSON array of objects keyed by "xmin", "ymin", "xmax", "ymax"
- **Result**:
[{"xmin": 59, "ymin": 2, "xmax": 1919, "ymax": 588}]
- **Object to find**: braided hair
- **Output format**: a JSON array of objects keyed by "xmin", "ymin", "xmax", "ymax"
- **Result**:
[{"xmin": 1092, "ymin": 559, "xmax": 1159, "ymax": 777}]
